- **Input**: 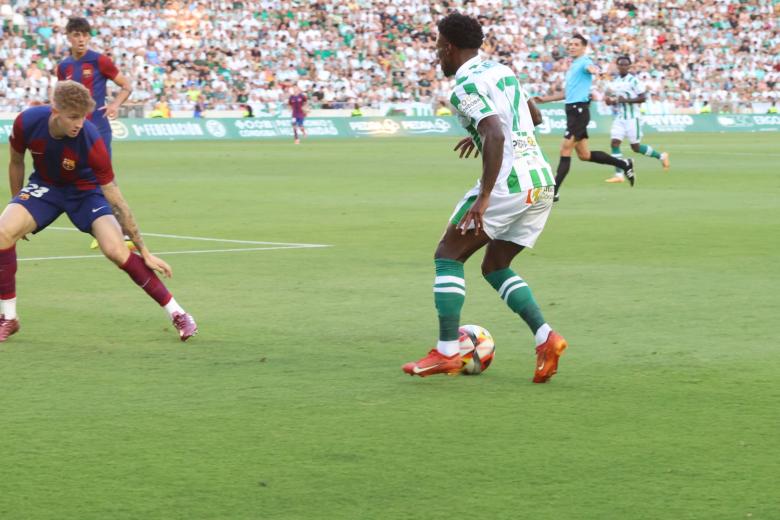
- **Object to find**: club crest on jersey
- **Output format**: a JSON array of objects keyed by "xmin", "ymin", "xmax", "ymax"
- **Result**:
[
  {"xmin": 19, "ymin": 193, "xmax": 30, "ymax": 201},
  {"xmin": 62, "ymin": 158, "xmax": 76, "ymax": 171},
  {"xmin": 83, "ymin": 68, "xmax": 93, "ymax": 78}
]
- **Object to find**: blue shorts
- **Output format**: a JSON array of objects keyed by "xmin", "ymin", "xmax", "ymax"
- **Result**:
[
  {"xmin": 11, "ymin": 176, "xmax": 114, "ymax": 234},
  {"xmin": 293, "ymin": 117, "xmax": 305, "ymax": 127}
]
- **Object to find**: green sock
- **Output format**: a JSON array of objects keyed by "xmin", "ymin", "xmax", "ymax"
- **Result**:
[
  {"xmin": 638, "ymin": 144, "xmax": 661, "ymax": 159},
  {"xmin": 434, "ymin": 258, "xmax": 465, "ymax": 341},
  {"xmin": 611, "ymin": 145, "xmax": 623, "ymax": 174},
  {"xmin": 484, "ymin": 268, "xmax": 545, "ymax": 334}
]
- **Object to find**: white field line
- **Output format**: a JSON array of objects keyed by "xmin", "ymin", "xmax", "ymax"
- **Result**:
[
  {"xmin": 669, "ymin": 151, "xmax": 780, "ymax": 157},
  {"xmin": 18, "ymin": 227, "xmax": 331, "ymax": 262},
  {"xmin": 48, "ymin": 226, "xmax": 327, "ymax": 247},
  {"xmin": 19, "ymin": 246, "xmax": 327, "ymax": 262}
]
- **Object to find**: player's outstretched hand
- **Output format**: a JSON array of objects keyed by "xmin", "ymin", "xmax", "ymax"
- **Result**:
[
  {"xmin": 143, "ymin": 253, "xmax": 173, "ymax": 278},
  {"xmin": 454, "ymin": 137, "xmax": 479, "ymax": 158},
  {"xmin": 99, "ymin": 103, "xmax": 120, "ymax": 120},
  {"xmin": 532, "ymin": 96, "xmax": 544, "ymax": 104}
]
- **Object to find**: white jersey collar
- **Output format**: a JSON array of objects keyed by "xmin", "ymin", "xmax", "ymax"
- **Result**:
[{"xmin": 455, "ymin": 55, "xmax": 482, "ymax": 79}]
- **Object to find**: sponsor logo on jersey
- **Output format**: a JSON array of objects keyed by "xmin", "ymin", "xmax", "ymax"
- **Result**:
[
  {"xmin": 62, "ymin": 158, "xmax": 76, "ymax": 170},
  {"xmin": 459, "ymin": 94, "xmax": 486, "ymax": 115},
  {"xmin": 525, "ymin": 187, "xmax": 542, "ymax": 204}
]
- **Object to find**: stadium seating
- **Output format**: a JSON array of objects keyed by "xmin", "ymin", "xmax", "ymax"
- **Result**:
[{"xmin": 0, "ymin": 0, "xmax": 777, "ymax": 115}]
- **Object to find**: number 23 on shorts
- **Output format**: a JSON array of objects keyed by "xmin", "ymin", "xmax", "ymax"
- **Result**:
[{"xmin": 19, "ymin": 183, "xmax": 50, "ymax": 198}]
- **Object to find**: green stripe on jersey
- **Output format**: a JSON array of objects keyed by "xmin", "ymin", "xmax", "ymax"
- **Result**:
[
  {"xmin": 450, "ymin": 92, "xmax": 461, "ymax": 110},
  {"xmin": 541, "ymin": 166, "xmax": 554, "ymax": 185},
  {"xmin": 450, "ymin": 195, "xmax": 478, "ymax": 225},
  {"xmin": 466, "ymin": 124, "xmax": 483, "ymax": 153},
  {"xmin": 507, "ymin": 167, "xmax": 520, "ymax": 193},
  {"xmin": 463, "ymin": 83, "xmax": 493, "ymax": 114},
  {"xmin": 496, "ymin": 76, "xmax": 521, "ymax": 131},
  {"xmin": 528, "ymin": 168, "xmax": 542, "ymax": 188}
]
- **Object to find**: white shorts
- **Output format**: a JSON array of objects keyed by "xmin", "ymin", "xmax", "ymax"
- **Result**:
[
  {"xmin": 610, "ymin": 118, "xmax": 643, "ymax": 144},
  {"xmin": 449, "ymin": 186, "xmax": 554, "ymax": 248}
]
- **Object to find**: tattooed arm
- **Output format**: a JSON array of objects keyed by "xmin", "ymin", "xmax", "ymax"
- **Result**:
[{"xmin": 100, "ymin": 181, "xmax": 172, "ymax": 277}]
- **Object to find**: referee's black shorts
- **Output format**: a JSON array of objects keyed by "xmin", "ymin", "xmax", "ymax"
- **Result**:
[{"xmin": 564, "ymin": 101, "xmax": 590, "ymax": 140}]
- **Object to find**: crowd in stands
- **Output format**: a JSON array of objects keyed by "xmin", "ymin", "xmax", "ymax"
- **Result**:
[{"xmin": 1, "ymin": 0, "xmax": 778, "ymax": 116}]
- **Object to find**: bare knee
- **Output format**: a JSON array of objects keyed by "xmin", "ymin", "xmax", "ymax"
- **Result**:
[
  {"xmin": 100, "ymin": 242, "xmax": 130, "ymax": 266},
  {"xmin": 575, "ymin": 148, "xmax": 590, "ymax": 161},
  {"xmin": 611, "ymin": 139, "xmax": 621, "ymax": 149},
  {"xmin": 0, "ymin": 228, "xmax": 18, "ymax": 250},
  {"xmin": 630, "ymin": 143, "xmax": 641, "ymax": 153}
]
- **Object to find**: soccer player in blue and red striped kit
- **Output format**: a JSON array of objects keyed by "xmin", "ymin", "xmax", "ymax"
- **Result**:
[
  {"xmin": 288, "ymin": 88, "xmax": 307, "ymax": 144},
  {"xmin": 56, "ymin": 17, "xmax": 133, "ymax": 156},
  {"xmin": 0, "ymin": 81, "xmax": 197, "ymax": 342}
]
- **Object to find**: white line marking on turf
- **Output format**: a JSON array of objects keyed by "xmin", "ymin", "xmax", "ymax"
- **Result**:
[
  {"xmin": 19, "ymin": 227, "xmax": 331, "ymax": 262},
  {"xmin": 19, "ymin": 246, "xmax": 328, "ymax": 262},
  {"xmin": 49, "ymin": 226, "xmax": 328, "ymax": 247},
  {"xmin": 670, "ymin": 151, "xmax": 780, "ymax": 157}
]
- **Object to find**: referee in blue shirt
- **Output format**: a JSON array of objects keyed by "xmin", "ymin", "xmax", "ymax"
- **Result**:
[{"xmin": 534, "ymin": 34, "xmax": 634, "ymax": 200}]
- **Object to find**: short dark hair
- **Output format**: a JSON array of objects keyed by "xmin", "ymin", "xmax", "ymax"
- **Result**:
[
  {"xmin": 65, "ymin": 17, "xmax": 91, "ymax": 34},
  {"xmin": 437, "ymin": 12, "xmax": 484, "ymax": 49},
  {"xmin": 616, "ymin": 55, "xmax": 632, "ymax": 64},
  {"xmin": 572, "ymin": 33, "xmax": 588, "ymax": 46}
]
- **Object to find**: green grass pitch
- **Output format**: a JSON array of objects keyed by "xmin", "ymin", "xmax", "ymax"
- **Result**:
[{"xmin": 0, "ymin": 133, "xmax": 778, "ymax": 519}]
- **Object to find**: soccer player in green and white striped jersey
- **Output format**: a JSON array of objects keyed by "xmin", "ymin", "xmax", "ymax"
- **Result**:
[
  {"xmin": 401, "ymin": 12, "xmax": 567, "ymax": 384},
  {"xmin": 604, "ymin": 56, "xmax": 670, "ymax": 183}
]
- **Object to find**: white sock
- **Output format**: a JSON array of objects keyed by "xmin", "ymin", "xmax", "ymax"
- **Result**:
[
  {"xmin": 163, "ymin": 297, "xmax": 185, "ymax": 319},
  {"xmin": 534, "ymin": 323, "xmax": 552, "ymax": 347},
  {"xmin": 644, "ymin": 145, "xmax": 655, "ymax": 157},
  {"xmin": 2, "ymin": 298, "xmax": 17, "ymax": 320},
  {"xmin": 436, "ymin": 340, "xmax": 460, "ymax": 357}
]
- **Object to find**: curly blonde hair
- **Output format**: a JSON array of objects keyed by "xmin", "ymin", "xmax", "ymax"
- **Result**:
[{"xmin": 53, "ymin": 80, "xmax": 96, "ymax": 114}]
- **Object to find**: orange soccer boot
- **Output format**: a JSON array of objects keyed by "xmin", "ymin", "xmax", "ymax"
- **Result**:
[
  {"xmin": 0, "ymin": 315, "xmax": 21, "ymax": 342},
  {"xmin": 533, "ymin": 331, "xmax": 568, "ymax": 383},
  {"xmin": 402, "ymin": 349, "xmax": 463, "ymax": 377}
]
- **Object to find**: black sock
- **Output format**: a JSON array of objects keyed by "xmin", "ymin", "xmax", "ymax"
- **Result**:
[
  {"xmin": 555, "ymin": 156, "xmax": 572, "ymax": 193},
  {"xmin": 589, "ymin": 151, "xmax": 627, "ymax": 169}
]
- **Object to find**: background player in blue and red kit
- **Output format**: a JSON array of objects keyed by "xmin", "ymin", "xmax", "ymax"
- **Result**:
[
  {"xmin": 56, "ymin": 17, "xmax": 133, "ymax": 156},
  {"xmin": 288, "ymin": 88, "xmax": 307, "ymax": 144},
  {"xmin": 0, "ymin": 81, "xmax": 197, "ymax": 342}
]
